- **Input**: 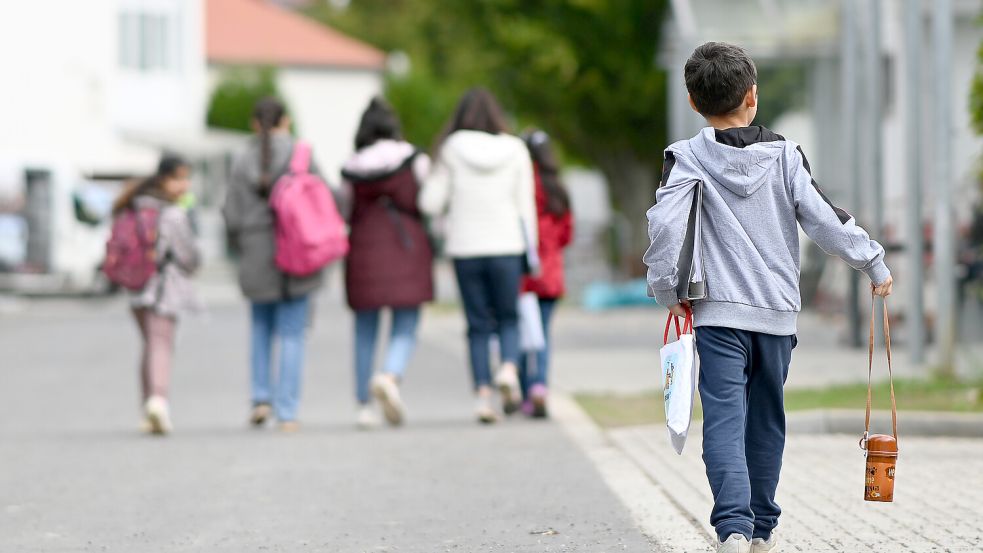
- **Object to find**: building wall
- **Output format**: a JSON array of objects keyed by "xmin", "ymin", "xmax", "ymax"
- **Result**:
[
  {"xmin": 277, "ymin": 67, "xmax": 383, "ymax": 179},
  {"xmin": 0, "ymin": 0, "xmax": 206, "ymax": 174}
]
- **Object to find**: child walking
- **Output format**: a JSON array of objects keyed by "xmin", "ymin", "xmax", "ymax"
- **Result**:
[
  {"xmin": 114, "ymin": 154, "xmax": 201, "ymax": 435},
  {"xmin": 341, "ymin": 97, "xmax": 434, "ymax": 428},
  {"xmin": 643, "ymin": 42, "xmax": 893, "ymax": 553},
  {"xmin": 518, "ymin": 130, "xmax": 573, "ymax": 418}
]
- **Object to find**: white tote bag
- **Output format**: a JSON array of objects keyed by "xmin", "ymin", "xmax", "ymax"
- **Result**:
[
  {"xmin": 518, "ymin": 292, "xmax": 546, "ymax": 352},
  {"xmin": 660, "ymin": 310, "xmax": 698, "ymax": 454}
]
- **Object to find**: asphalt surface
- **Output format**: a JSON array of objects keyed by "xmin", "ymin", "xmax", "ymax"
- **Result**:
[{"xmin": 0, "ymin": 295, "xmax": 655, "ymax": 552}]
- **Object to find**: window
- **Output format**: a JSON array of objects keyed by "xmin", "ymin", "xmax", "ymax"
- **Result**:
[{"xmin": 118, "ymin": 10, "xmax": 176, "ymax": 72}]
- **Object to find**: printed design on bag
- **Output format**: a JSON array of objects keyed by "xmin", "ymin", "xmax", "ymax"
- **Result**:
[
  {"xmin": 663, "ymin": 353, "xmax": 677, "ymax": 402},
  {"xmin": 887, "ymin": 466, "xmax": 895, "ymax": 480}
]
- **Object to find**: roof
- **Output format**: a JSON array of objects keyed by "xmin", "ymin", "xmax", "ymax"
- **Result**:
[{"xmin": 206, "ymin": 0, "xmax": 386, "ymax": 70}]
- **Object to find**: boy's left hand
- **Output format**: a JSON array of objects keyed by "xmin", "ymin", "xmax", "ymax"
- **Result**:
[{"xmin": 872, "ymin": 275, "xmax": 894, "ymax": 297}]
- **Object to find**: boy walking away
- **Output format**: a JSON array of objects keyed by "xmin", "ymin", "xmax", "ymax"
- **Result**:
[{"xmin": 643, "ymin": 42, "xmax": 893, "ymax": 553}]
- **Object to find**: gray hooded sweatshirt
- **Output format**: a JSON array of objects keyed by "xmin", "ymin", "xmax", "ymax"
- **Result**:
[
  {"xmin": 643, "ymin": 126, "xmax": 890, "ymax": 336},
  {"xmin": 223, "ymin": 133, "xmax": 331, "ymax": 303}
]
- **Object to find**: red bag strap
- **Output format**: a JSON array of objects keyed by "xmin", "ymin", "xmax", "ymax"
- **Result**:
[
  {"xmin": 662, "ymin": 306, "xmax": 693, "ymax": 345},
  {"xmin": 289, "ymin": 141, "xmax": 312, "ymax": 174}
]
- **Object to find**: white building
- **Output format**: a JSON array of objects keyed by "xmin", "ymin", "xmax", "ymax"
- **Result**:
[
  {"xmin": 0, "ymin": 0, "xmax": 384, "ymax": 291},
  {"xmin": 205, "ymin": 0, "xmax": 385, "ymax": 179}
]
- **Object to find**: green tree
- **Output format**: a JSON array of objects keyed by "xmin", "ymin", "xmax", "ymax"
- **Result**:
[
  {"xmin": 313, "ymin": 1, "xmax": 672, "ymax": 274},
  {"xmin": 207, "ymin": 66, "xmax": 284, "ymax": 132},
  {"xmin": 972, "ymin": 36, "xmax": 983, "ymax": 136}
]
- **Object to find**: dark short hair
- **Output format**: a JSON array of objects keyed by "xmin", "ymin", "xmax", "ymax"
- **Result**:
[
  {"xmin": 355, "ymin": 97, "xmax": 402, "ymax": 150},
  {"xmin": 684, "ymin": 42, "xmax": 757, "ymax": 117}
]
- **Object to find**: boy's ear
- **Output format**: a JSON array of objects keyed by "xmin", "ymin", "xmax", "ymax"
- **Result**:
[
  {"xmin": 687, "ymin": 93, "xmax": 701, "ymax": 115},
  {"xmin": 746, "ymin": 85, "xmax": 758, "ymax": 109}
]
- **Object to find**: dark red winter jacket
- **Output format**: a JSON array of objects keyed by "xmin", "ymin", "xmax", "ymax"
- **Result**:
[{"xmin": 522, "ymin": 165, "xmax": 573, "ymax": 299}]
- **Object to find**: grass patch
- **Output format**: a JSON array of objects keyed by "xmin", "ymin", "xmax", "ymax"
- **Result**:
[{"xmin": 575, "ymin": 377, "xmax": 983, "ymax": 429}]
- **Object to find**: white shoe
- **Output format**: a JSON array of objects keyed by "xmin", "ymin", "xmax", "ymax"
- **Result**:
[
  {"xmin": 493, "ymin": 363, "xmax": 522, "ymax": 415},
  {"xmin": 752, "ymin": 531, "xmax": 779, "ymax": 552},
  {"xmin": 370, "ymin": 374, "xmax": 405, "ymax": 426},
  {"xmin": 356, "ymin": 405, "xmax": 379, "ymax": 430},
  {"xmin": 144, "ymin": 396, "xmax": 172, "ymax": 435},
  {"xmin": 475, "ymin": 395, "xmax": 498, "ymax": 424},
  {"xmin": 718, "ymin": 534, "xmax": 751, "ymax": 553}
]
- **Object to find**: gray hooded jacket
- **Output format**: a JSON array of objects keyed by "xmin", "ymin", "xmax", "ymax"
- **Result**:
[
  {"xmin": 644, "ymin": 126, "xmax": 890, "ymax": 336},
  {"xmin": 223, "ymin": 133, "xmax": 330, "ymax": 302}
]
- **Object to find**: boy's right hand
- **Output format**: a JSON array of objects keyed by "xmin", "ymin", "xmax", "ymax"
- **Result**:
[
  {"xmin": 669, "ymin": 300, "xmax": 691, "ymax": 318},
  {"xmin": 872, "ymin": 275, "xmax": 894, "ymax": 297}
]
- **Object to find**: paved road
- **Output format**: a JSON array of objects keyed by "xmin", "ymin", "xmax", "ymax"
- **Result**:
[{"xmin": 0, "ymin": 295, "xmax": 654, "ymax": 552}]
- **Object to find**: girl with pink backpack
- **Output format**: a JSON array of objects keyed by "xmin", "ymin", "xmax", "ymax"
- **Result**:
[
  {"xmin": 108, "ymin": 154, "xmax": 201, "ymax": 435},
  {"xmin": 223, "ymin": 97, "xmax": 344, "ymax": 432}
]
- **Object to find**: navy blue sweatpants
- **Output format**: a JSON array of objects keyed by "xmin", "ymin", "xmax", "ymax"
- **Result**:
[{"xmin": 695, "ymin": 326, "xmax": 796, "ymax": 542}]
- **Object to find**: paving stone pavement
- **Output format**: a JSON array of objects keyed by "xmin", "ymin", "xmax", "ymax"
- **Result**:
[{"xmin": 610, "ymin": 425, "xmax": 983, "ymax": 553}]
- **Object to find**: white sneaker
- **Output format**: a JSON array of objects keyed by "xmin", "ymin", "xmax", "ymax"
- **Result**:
[
  {"xmin": 370, "ymin": 374, "xmax": 405, "ymax": 426},
  {"xmin": 144, "ymin": 396, "xmax": 172, "ymax": 435},
  {"xmin": 475, "ymin": 395, "xmax": 498, "ymax": 424},
  {"xmin": 752, "ymin": 532, "xmax": 779, "ymax": 552},
  {"xmin": 356, "ymin": 405, "xmax": 379, "ymax": 430},
  {"xmin": 493, "ymin": 363, "xmax": 522, "ymax": 415},
  {"xmin": 718, "ymin": 534, "xmax": 751, "ymax": 553}
]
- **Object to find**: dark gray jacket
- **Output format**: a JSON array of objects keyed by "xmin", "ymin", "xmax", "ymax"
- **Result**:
[{"xmin": 223, "ymin": 133, "xmax": 328, "ymax": 303}]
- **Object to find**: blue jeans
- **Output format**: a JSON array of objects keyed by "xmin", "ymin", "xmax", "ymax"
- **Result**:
[
  {"xmin": 354, "ymin": 307, "xmax": 421, "ymax": 404},
  {"xmin": 695, "ymin": 326, "xmax": 796, "ymax": 542},
  {"xmin": 453, "ymin": 255, "xmax": 523, "ymax": 390},
  {"xmin": 250, "ymin": 295, "xmax": 310, "ymax": 422},
  {"xmin": 518, "ymin": 297, "xmax": 557, "ymax": 395}
]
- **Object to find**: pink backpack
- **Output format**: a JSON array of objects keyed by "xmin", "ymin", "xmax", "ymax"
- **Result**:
[
  {"xmin": 269, "ymin": 141, "xmax": 348, "ymax": 276},
  {"xmin": 103, "ymin": 207, "xmax": 160, "ymax": 290}
]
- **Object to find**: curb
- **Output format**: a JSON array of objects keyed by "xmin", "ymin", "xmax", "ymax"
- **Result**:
[
  {"xmin": 787, "ymin": 409, "xmax": 983, "ymax": 438},
  {"xmin": 551, "ymin": 392, "xmax": 715, "ymax": 553}
]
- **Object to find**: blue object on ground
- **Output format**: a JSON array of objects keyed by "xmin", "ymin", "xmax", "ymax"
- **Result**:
[{"xmin": 581, "ymin": 279, "xmax": 657, "ymax": 311}]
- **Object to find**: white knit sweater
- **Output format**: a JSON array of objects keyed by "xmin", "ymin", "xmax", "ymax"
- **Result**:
[{"xmin": 419, "ymin": 130, "xmax": 536, "ymax": 258}]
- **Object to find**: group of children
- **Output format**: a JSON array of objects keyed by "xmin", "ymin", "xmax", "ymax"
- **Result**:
[
  {"xmin": 114, "ymin": 89, "xmax": 573, "ymax": 435},
  {"xmin": 112, "ymin": 40, "xmax": 894, "ymax": 553}
]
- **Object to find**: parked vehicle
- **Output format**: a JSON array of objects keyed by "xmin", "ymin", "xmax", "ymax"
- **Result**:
[{"xmin": 0, "ymin": 159, "xmax": 126, "ymax": 295}]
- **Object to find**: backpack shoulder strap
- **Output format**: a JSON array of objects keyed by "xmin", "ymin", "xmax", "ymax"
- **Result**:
[{"xmin": 289, "ymin": 141, "xmax": 312, "ymax": 175}]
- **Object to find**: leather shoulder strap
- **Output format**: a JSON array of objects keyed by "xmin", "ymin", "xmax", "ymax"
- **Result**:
[{"xmin": 865, "ymin": 292, "xmax": 898, "ymax": 445}]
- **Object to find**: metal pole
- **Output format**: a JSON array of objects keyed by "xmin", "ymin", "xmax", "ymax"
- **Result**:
[
  {"xmin": 864, "ymin": 0, "xmax": 884, "ymax": 344},
  {"xmin": 933, "ymin": 0, "xmax": 956, "ymax": 375},
  {"xmin": 842, "ymin": 0, "xmax": 863, "ymax": 347},
  {"xmin": 905, "ymin": 0, "xmax": 926, "ymax": 365}
]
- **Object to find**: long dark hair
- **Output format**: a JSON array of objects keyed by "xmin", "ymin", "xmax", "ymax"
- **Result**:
[
  {"xmin": 253, "ymin": 96, "xmax": 287, "ymax": 193},
  {"xmin": 112, "ymin": 153, "xmax": 189, "ymax": 215},
  {"xmin": 434, "ymin": 87, "xmax": 510, "ymax": 154},
  {"xmin": 523, "ymin": 130, "xmax": 570, "ymax": 216},
  {"xmin": 355, "ymin": 97, "xmax": 402, "ymax": 150}
]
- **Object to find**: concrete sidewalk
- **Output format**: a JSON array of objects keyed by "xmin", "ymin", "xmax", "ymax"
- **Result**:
[
  {"xmin": 608, "ymin": 423, "xmax": 983, "ymax": 552},
  {"xmin": 541, "ymin": 304, "xmax": 983, "ymax": 552}
]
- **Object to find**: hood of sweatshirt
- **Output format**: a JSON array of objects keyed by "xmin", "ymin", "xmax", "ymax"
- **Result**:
[
  {"xmin": 443, "ymin": 130, "xmax": 525, "ymax": 173},
  {"xmin": 686, "ymin": 126, "xmax": 785, "ymax": 198},
  {"xmin": 342, "ymin": 139, "xmax": 417, "ymax": 181}
]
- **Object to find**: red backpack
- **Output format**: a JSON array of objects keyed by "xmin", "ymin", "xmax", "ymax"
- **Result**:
[
  {"xmin": 103, "ymin": 207, "xmax": 160, "ymax": 291},
  {"xmin": 269, "ymin": 141, "xmax": 349, "ymax": 276}
]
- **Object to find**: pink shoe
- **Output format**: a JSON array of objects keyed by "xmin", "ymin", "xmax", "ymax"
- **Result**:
[
  {"xmin": 520, "ymin": 400, "xmax": 535, "ymax": 416},
  {"xmin": 529, "ymin": 384, "xmax": 549, "ymax": 418}
]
